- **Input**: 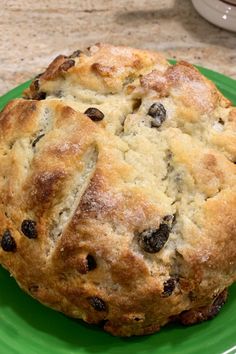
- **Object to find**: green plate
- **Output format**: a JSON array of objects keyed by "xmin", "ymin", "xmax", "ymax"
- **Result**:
[{"xmin": 0, "ymin": 66, "xmax": 236, "ymax": 354}]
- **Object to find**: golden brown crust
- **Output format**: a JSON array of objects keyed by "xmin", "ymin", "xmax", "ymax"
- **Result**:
[{"xmin": 0, "ymin": 44, "xmax": 236, "ymax": 336}]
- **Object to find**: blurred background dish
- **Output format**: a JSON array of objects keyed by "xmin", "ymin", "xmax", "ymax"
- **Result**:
[{"xmin": 192, "ymin": 0, "xmax": 236, "ymax": 32}]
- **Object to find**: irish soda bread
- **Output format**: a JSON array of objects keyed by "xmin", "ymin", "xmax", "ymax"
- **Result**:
[{"xmin": 0, "ymin": 44, "xmax": 236, "ymax": 336}]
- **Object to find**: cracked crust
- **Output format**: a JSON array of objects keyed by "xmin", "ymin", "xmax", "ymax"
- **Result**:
[{"xmin": 0, "ymin": 44, "xmax": 236, "ymax": 336}]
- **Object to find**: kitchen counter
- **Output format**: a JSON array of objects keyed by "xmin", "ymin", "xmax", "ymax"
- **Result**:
[{"xmin": 0, "ymin": 0, "xmax": 235, "ymax": 96}]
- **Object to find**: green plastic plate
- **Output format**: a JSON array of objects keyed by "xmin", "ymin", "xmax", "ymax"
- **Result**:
[{"xmin": 0, "ymin": 66, "xmax": 236, "ymax": 354}]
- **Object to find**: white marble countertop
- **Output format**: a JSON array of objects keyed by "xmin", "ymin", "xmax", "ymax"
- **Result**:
[{"xmin": 0, "ymin": 0, "xmax": 235, "ymax": 96}]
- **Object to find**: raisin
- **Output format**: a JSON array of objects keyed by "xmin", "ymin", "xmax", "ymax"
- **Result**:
[
  {"xmin": 84, "ymin": 107, "xmax": 104, "ymax": 121},
  {"xmin": 32, "ymin": 73, "xmax": 43, "ymax": 91},
  {"xmin": 1, "ymin": 230, "xmax": 17, "ymax": 252},
  {"xmin": 209, "ymin": 289, "xmax": 228, "ymax": 319},
  {"xmin": 28, "ymin": 284, "xmax": 39, "ymax": 293},
  {"xmin": 69, "ymin": 49, "xmax": 82, "ymax": 58},
  {"xmin": 138, "ymin": 223, "xmax": 170, "ymax": 253},
  {"xmin": 148, "ymin": 103, "xmax": 166, "ymax": 128},
  {"xmin": 33, "ymin": 79, "xmax": 40, "ymax": 91},
  {"xmin": 21, "ymin": 220, "xmax": 38, "ymax": 239},
  {"xmin": 86, "ymin": 254, "xmax": 97, "ymax": 271},
  {"xmin": 60, "ymin": 59, "xmax": 75, "ymax": 72},
  {"xmin": 33, "ymin": 92, "xmax": 46, "ymax": 100},
  {"xmin": 32, "ymin": 134, "xmax": 45, "ymax": 147},
  {"xmin": 218, "ymin": 118, "xmax": 224, "ymax": 125},
  {"xmin": 162, "ymin": 278, "xmax": 176, "ymax": 297},
  {"xmin": 88, "ymin": 297, "xmax": 107, "ymax": 311},
  {"xmin": 179, "ymin": 289, "xmax": 227, "ymax": 325}
]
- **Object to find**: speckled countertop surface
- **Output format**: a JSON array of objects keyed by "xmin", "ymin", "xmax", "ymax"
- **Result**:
[{"xmin": 0, "ymin": 0, "xmax": 235, "ymax": 96}]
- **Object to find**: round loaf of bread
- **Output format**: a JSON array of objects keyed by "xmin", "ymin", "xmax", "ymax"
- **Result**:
[{"xmin": 0, "ymin": 44, "xmax": 236, "ymax": 336}]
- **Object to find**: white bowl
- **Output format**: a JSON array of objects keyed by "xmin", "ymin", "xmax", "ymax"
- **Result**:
[{"xmin": 192, "ymin": 0, "xmax": 236, "ymax": 32}]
